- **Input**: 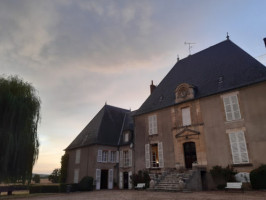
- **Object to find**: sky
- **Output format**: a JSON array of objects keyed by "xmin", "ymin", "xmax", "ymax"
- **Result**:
[{"xmin": 1, "ymin": 0, "xmax": 266, "ymax": 174}]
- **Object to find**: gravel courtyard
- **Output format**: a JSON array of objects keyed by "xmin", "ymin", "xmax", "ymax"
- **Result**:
[{"xmin": 5, "ymin": 190, "xmax": 266, "ymax": 200}]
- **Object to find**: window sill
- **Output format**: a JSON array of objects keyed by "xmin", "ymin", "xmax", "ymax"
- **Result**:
[
  {"xmin": 231, "ymin": 163, "xmax": 253, "ymax": 167},
  {"xmin": 224, "ymin": 118, "xmax": 244, "ymax": 124}
]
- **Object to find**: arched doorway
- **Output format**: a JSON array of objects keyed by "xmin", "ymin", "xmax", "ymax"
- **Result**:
[{"xmin": 183, "ymin": 142, "xmax": 197, "ymax": 169}]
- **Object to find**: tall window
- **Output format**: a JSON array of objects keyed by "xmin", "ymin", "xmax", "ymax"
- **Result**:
[
  {"xmin": 148, "ymin": 114, "xmax": 157, "ymax": 135},
  {"xmin": 145, "ymin": 142, "xmax": 164, "ymax": 168},
  {"xmin": 182, "ymin": 107, "xmax": 191, "ymax": 126},
  {"xmin": 74, "ymin": 169, "xmax": 79, "ymax": 183},
  {"xmin": 110, "ymin": 151, "xmax": 116, "ymax": 163},
  {"xmin": 223, "ymin": 94, "xmax": 241, "ymax": 121},
  {"xmin": 123, "ymin": 150, "xmax": 129, "ymax": 167},
  {"xmin": 229, "ymin": 131, "xmax": 249, "ymax": 164},
  {"xmin": 102, "ymin": 151, "xmax": 108, "ymax": 163},
  {"xmin": 75, "ymin": 149, "xmax": 81, "ymax": 164}
]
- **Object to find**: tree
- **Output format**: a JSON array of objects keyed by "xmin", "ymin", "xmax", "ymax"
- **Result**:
[
  {"xmin": 49, "ymin": 168, "xmax": 61, "ymax": 183},
  {"xmin": 0, "ymin": 76, "xmax": 41, "ymax": 183},
  {"xmin": 60, "ymin": 153, "xmax": 69, "ymax": 183},
  {"xmin": 32, "ymin": 174, "xmax": 40, "ymax": 184}
]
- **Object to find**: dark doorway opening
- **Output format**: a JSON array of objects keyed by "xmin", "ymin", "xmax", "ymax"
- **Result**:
[
  {"xmin": 101, "ymin": 170, "xmax": 108, "ymax": 189},
  {"xmin": 183, "ymin": 142, "xmax": 197, "ymax": 169},
  {"xmin": 123, "ymin": 172, "xmax": 128, "ymax": 189}
]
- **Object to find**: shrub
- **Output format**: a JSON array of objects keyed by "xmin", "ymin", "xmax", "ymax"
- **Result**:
[
  {"xmin": 29, "ymin": 185, "xmax": 59, "ymax": 194},
  {"xmin": 250, "ymin": 165, "xmax": 266, "ymax": 189},
  {"xmin": 32, "ymin": 174, "xmax": 40, "ymax": 183},
  {"xmin": 130, "ymin": 170, "xmax": 150, "ymax": 188},
  {"xmin": 59, "ymin": 183, "xmax": 67, "ymax": 193},
  {"xmin": 78, "ymin": 176, "xmax": 94, "ymax": 191},
  {"xmin": 210, "ymin": 165, "xmax": 236, "ymax": 189}
]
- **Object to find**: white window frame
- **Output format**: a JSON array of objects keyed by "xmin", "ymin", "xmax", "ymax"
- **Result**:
[
  {"xmin": 229, "ymin": 131, "xmax": 249, "ymax": 164},
  {"xmin": 75, "ymin": 149, "xmax": 81, "ymax": 164},
  {"xmin": 182, "ymin": 107, "xmax": 191, "ymax": 126},
  {"xmin": 110, "ymin": 151, "xmax": 116, "ymax": 163},
  {"xmin": 145, "ymin": 142, "xmax": 164, "ymax": 169},
  {"xmin": 102, "ymin": 150, "xmax": 108, "ymax": 163},
  {"xmin": 148, "ymin": 114, "xmax": 158, "ymax": 135},
  {"xmin": 223, "ymin": 94, "xmax": 241, "ymax": 121},
  {"xmin": 97, "ymin": 150, "xmax": 102, "ymax": 162},
  {"xmin": 124, "ymin": 132, "xmax": 129, "ymax": 142},
  {"xmin": 123, "ymin": 150, "xmax": 129, "ymax": 167}
]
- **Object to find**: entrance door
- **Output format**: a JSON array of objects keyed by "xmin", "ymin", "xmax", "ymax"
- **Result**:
[
  {"xmin": 123, "ymin": 172, "xmax": 128, "ymax": 189},
  {"xmin": 183, "ymin": 142, "xmax": 197, "ymax": 169},
  {"xmin": 101, "ymin": 170, "xmax": 108, "ymax": 189}
]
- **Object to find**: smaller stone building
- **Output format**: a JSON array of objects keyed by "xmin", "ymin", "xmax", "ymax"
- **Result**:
[{"xmin": 65, "ymin": 104, "xmax": 134, "ymax": 190}]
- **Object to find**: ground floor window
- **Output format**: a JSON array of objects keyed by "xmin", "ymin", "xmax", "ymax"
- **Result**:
[
  {"xmin": 145, "ymin": 142, "xmax": 164, "ymax": 168},
  {"xmin": 229, "ymin": 131, "xmax": 249, "ymax": 164}
]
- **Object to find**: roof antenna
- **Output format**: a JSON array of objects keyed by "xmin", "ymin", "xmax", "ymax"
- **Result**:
[
  {"xmin": 177, "ymin": 54, "xmax": 180, "ymax": 62},
  {"xmin": 184, "ymin": 42, "xmax": 196, "ymax": 55},
  {"xmin": 105, "ymin": 101, "xmax": 107, "ymax": 105},
  {"xmin": 226, "ymin": 32, "xmax": 230, "ymax": 40}
]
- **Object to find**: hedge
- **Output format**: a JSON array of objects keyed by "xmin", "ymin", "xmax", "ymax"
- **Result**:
[
  {"xmin": 250, "ymin": 165, "xmax": 266, "ymax": 189},
  {"xmin": 29, "ymin": 185, "xmax": 59, "ymax": 194}
]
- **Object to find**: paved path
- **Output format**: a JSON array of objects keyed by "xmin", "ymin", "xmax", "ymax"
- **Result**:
[{"xmin": 4, "ymin": 190, "xmax": 266, "ymax": 200}]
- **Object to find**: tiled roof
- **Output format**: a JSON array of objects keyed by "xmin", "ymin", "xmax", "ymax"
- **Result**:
[
  {"xmin": 66, "ymin": 105, "xmax": 130, "ymax": 150},
  {"xmin": 136, "ymin": 39, "xmax": 266, "ymax": 115}
]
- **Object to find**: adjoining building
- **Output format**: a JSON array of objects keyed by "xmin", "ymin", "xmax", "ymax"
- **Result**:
[
  {"xmin": 65, "ymin": 105, "xmax": 134, "ymax": 190},
  {"xmin": 65, "ymin": 38, "xmax": 266, "ymax": 190}
]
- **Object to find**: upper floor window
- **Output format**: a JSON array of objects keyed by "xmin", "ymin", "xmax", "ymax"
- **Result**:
[
  {"xmin": 148, "ymin": 114, "xmax": 157, "ymax": 135},
  {"xmin": 182, "ymin": 107, "xmax": 191, "ymax": 126},
  {"xmin": 223, "ymin": 94, "xmax": 241, "ymax": 121},
  {"xmin": 102, "ymin": 151, "xmax": 108, "ymax": 163},
  {"xmin": 110, "ymin": 151, "xmax": 116, "ymax": 163},
  {"xmin": 75, "ymin": 149, "xmax": 81, "ymax": 164},
  {"xmin": 228, "ymin": 131, "xmax": 249, "ymax": 164}
]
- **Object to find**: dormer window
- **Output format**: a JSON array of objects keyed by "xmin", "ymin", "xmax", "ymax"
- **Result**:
[
  {"xmin": 124, "ymin": 132, "xmax": 130, "ymax": 143},
  {"xmin": 175, "ymin": 83, "xmax": 195, "ymax": 103}
]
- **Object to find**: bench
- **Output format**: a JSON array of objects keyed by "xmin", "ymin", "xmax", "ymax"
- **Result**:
[
  {"xmin": 0, "ymin": 186, "xmax": 14, "ymax": 195},
  {"xmin": 225, "ymin": 182, "xmax": 243, "ymax": 192},
  {"xmin": 135, "ymin": 183, "xmax": 145, "ymax": 189}
]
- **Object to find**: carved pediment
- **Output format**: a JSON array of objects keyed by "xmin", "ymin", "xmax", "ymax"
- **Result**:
[
  {"xmin": 175, "ymin": 83, "xmax": 196, "ymax": 103},
  {"xmin": 175, "ymin": 128, "xmax": 200, "ymax": 138}
]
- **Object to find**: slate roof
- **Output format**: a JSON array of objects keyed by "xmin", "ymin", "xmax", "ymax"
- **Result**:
[
  {"xmin": 66, "ymin": 105, "xmax": 131, "ymax": 150},
  {"xmin": 135, "ymin": 39, "xmax": 266, "ymax": 115}
]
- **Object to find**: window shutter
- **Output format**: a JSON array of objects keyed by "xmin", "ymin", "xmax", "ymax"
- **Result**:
[
  {"xmin": 129, "ymin": 149, "xmax": 132, "ymax": 167},
  {"xmin": 231, "ymin": 95, "xmax": 241, "ymax": 120},
  {"xmin": 119, "ymin": 151, "xmax": 124, "ymax": 167},
  {"xmin": 116, "ymin": 151, "xmax": 119, "ymax": 163},
  {"xmin": 237, "ymin": 132, "xmax": 249, "ymax": 163},
  {"xmin": 158, "ymin": 142, "xmax": 164, "ymax": 168},
  {"xmin": 73, "ymin": 169, "xmax": 79, "ymax": 183},
  {"xmin": 182, "ymin": 107, "xmax": 191, "ymax": 126},
  {"xmin": 229, "ymin": 131, "xmax": 249, "ymax": 164},
  {"xmin": 119, "ymin": 172, "xmax": 123, "ymax": 189},
  {"xmin": 96, "ymin": 169, "xmax": 101, "ymax": 190},
  {"xmin": 75, "ymin": 149, "xmax": 81, "ymax": 164},
  {"xmin": 223, "ymin": 95, "xmax": 241, "ymax": 121},
  {"xmin": 153, "ymin": 115, "xmax": 157, "ymax": 134},
  {"xmin": 145, "ymin": 144, "xmax": 150, "ymax": 168},
  {"xmin": 148, "ymin": 116, "xmax": 152, "ymax": 135},
  {"xmin": 97, "ymin": 150, "xmax": 102, "ymax": 162},
  {"xmin": 108, "ymin": 169, "xmax": 113, "ymax": 189},
  {"xmin": 128, "ymin": 171, "xmax": 132, "ymax": 189},
  {"xmin": 108, "ymin": 151, "xmax": 111, "ymax": 163}
]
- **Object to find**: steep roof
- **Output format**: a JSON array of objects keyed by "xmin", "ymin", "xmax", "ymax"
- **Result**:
[
  {"xmin": 66, "ymin": 105, "xmax": 130, "ymax": 150},
  {"xmin": 136, "ymin": 39, "xmax": 266, "ymax": 115}
]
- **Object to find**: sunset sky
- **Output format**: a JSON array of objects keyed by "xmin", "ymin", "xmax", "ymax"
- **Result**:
[{"xmin": 1, "ymin": 0, "xmax": 266, "ymax": 174}]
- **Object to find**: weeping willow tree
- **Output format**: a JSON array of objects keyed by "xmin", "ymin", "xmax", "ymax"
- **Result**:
[{"xmin": 0, "ymin": 76, "xmax": 41, "ymax": 184}]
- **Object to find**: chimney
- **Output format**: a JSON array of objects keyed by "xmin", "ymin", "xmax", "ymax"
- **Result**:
[
  {"xmin": 264, "ymin": 38, "xmax": 266, "ymax": 48},
  {"xmin": 150, "ymin": 80, "xmax": 156, "ymax": 94}
]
